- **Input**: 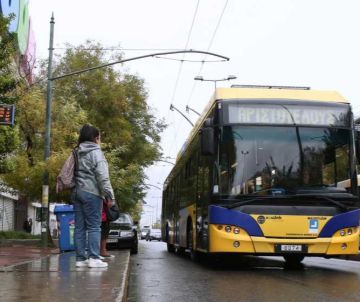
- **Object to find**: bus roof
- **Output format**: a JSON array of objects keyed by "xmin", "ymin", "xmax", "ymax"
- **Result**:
[
  {"xmin": 214, "ymin": 87, "xmax": 348, "ymax": 103},
  {"xmin": 166, "ymin": 87, "xmax": 348, "ymax": 187}
]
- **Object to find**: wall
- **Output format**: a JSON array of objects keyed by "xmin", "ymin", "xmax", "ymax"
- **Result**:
[{"xmin": 0, "ymin": 195, "xmax": 15, "ymax": 231}]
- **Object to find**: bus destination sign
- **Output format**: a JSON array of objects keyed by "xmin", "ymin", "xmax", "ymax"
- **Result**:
[
  {"xmin": 228, "ymin": 104, "xmax": 349, "ymax": 127},
  {"xmin": 0, "ymin": 104, "xmax": 15, "ymax": 126}
]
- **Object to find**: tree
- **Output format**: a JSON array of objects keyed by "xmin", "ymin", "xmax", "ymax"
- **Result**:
[
  {"xmin": 2, "ymin": 85, "xmax": 88, "ymax": 200},
  {"xmin": 1, "ymin": 38, "xmax": 165, "ymax": 218},
  {"xmin": 0, "ymin": 14, "xmax": 21, "ymax": 173},
  {"xmin": 51, "ymin": 41, "xmax": 165, "ymax": 214}
]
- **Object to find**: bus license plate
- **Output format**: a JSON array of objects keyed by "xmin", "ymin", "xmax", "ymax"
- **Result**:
[{"xmin": 275, "ymin": 244, "xmax": 306, "ymax": 253}]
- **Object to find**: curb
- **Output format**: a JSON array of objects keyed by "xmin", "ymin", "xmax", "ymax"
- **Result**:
[{"xmin": 116, "ymin": 250, "xmax": 131, "ymax": 302}]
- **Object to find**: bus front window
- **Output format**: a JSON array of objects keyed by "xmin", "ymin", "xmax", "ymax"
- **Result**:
[{"xmin": 219, "ymin": 126, "xmax": 351, "ymax": 196}]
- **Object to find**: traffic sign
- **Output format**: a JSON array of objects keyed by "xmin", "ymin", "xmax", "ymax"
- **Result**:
[{"xmin": 0, "ymin": 104, "xmax": 15, "ymax": 126}]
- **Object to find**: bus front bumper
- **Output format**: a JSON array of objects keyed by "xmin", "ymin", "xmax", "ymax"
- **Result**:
[{"xmin": 208, "ymin": 224, "xmax": 360, "ymax": 255}]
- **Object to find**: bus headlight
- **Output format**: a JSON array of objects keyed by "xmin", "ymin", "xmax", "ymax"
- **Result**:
[
  {"xmin": 347, "ymin": 228, "xmax": 353, "ymax": 235},
  {"xmin": 233, "ymin": 241, "xmax": 240, "ymax": 248},
  {"xmin": 341, "ymin": 243, "xmax": 347, "ymax": 250},
  {"xmin": 217, "ymin": 225, "xmax": 223, "ymax": 230},
  {"xmin": 233, "ymin": 227, "xmax": 240, "ymax": 234},
  {"xmin": 340, "ymin": 230, "xmax": 346, "ymax": 236},
  {"xmin": 225, "ymin": 225, "xmax": 232, "ymax": 233}
]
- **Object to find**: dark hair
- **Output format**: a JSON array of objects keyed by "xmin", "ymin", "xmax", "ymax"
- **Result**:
[{"xmin": 78, "ymin": 124, "xmax": 100, "ymax": 145}]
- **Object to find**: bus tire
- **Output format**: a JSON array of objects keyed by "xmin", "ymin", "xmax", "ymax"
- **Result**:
[{"xmin": 166, "ymin": 224, "xmax": 175, "ymax": 253}]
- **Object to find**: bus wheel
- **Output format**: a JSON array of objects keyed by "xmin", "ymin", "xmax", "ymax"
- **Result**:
[
  {"xmin": 283, "ymin": 254, "xmax": 305, "ymax": 267},
  {"xmin": 166, "ymin": 225, "xmax": 175, "ymax": 253}
]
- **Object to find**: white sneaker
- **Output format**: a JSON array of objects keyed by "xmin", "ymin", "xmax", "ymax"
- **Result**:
[
  {"xmin": 88, "ymin": 258, "xmax": 108, "ymax": 268},
  {"xmin": 76, "ymin": 260, "xmax": 89, "ymax": 267},
  {"xmin": 99, "ymin": 255, "xmax": 105, "ymax": 260}
]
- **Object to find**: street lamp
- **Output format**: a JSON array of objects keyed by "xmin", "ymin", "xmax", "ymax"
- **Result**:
[
  {"xmin": 41, "ymin": 14, "xmax": 229, "ymax": 246},
  {"xmin": 194, "ymin": 75, "xmax": 237, "ymax": 89}
]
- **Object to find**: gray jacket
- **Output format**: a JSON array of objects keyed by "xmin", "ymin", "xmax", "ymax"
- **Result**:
[{"xmin": 75, "ymin": 142, "xmax": 115, "ymax": 200}]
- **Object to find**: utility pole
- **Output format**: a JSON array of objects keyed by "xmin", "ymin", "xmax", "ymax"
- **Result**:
[{"xmin": 41, "ymin": 13, "xmax": 55, "ymax": 247}]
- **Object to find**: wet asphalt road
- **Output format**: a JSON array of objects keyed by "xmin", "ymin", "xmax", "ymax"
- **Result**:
[{"xmin": 127, "ymin": 241, "xmax": 360, "ymax": 302}]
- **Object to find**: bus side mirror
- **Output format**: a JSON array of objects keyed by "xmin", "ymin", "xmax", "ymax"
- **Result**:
[{"xmin": 201, "ymin": 127, "xmax": 214, "ymax": 155}]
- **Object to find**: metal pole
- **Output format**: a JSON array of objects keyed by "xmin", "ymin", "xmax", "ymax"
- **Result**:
[
  {"xmin": 42, "ymin": 13, "xmax": 55, "ymax": 247},
  {"xmin": 186, "ymin": 105, "xmax": 201, "ymax": 116},
  {"xmin": 170, "ymin": 104, "xmax": 194, "ymax": 126},
  {"xmin": 51, "ymin": 50, "xmax": 230, "ymax": 81}
]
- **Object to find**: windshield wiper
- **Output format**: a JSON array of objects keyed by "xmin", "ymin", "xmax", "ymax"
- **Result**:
[
  {"xmin": 294, "ymin": 194, "xmax": 349, "ymax": 211},
  {"xmin": 223, "ymin": 197, "xmax": 271, "ymax": 209},
  {"xmin": 223, "ymin": 194, "xmax": 350, "ymax": 210}
]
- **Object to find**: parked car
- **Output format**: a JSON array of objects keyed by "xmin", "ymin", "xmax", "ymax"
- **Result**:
[
  {"xmin": 146, "ymin": 229, "xmax": 162, "ymax": 241},
  {"xmin": 106, "ymin": 213, "xmax": 138, "ymax": 254},
  {"xmin": 140, "ymin": 228, "xmax": 150, "ymax": 240}
]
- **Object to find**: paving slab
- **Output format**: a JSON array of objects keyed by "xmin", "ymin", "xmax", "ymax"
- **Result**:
[
  {"xmin": 0, "ymin": 245, "xmax": 59, "ymax": 268},
  {"xmin": 0, "ymin": 249, "xmax": 130, "ymax": 302}
]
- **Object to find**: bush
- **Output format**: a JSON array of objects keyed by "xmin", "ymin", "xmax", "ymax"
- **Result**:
[{"xmin": 0, "ymin": 231, "xmax": 41, "ymax": 239}]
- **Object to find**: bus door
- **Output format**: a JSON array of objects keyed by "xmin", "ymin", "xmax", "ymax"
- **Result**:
[{"xmin": 196, "ymin": 153, "xmax": 212, "ymax": 250}]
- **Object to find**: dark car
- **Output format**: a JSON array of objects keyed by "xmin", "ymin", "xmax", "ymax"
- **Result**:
[
  {"xmin": 106, "ymin": 213, "xmax": 138, "ymax": 254},
  {"xmin": 146, "ymin": 229, "xmax": 162, "ymax": 241}
]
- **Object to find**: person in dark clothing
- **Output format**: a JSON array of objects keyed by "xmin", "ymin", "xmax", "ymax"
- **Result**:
[
  {"xmin": 23, "ymin": 218, "xmax": 32, "ymax": 233},
  {"xmin": 100, "ymin": 199, "xmax": 114, "ymax": 258}
]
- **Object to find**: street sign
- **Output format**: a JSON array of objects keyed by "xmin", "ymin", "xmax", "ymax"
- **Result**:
[{"xmin": 0, "ymin": 104, "xmax": 15, "ymax": 126}]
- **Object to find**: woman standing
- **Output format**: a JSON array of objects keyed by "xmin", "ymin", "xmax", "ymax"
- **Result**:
[{"xmin": 73, "ymin": 124, "xmax": 116, "ymax": 268}]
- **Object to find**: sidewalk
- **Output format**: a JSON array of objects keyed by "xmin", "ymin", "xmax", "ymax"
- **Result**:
[{"xmin": 0, "ymin": 245, "xmax": 130, "ymax": 302}]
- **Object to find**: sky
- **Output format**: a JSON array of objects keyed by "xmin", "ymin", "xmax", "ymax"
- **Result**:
[{"xmin": 28, "ymin": 0, "xmax": 360, "ymax": 225}]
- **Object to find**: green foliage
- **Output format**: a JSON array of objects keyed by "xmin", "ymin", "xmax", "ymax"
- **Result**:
[
  {"xmin": 0, "ymin": 14, "xmax": 22, "ymax": 172},
  {"xmin": 0, "ymin": 39, "xmax": 165, "ymax": 218},
  {"xmin": 0, "ymin": 230, "xmax": 41, "ymax": 239},
  {"xmin": 51, "ymin": 41, "xmax": 166, "ymax": 214},
  {"xmin": 0, "ymin": 14, "xmax": 18, "ymax": 99}
]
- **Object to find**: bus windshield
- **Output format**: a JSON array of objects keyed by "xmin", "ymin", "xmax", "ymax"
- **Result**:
[{"xmin": 219, "ymin": 125, "xmax": 351, "ymax": 196}]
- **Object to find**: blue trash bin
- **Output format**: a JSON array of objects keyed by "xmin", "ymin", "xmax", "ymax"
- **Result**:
[{"xmin": 54, "ymin": 205, "xmax": 75, "ymax": 252}]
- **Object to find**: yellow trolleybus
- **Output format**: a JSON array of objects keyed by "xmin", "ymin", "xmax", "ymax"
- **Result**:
[{"xmin": 162, "ymin": 85, "xmax": 360, "ymax": 265}]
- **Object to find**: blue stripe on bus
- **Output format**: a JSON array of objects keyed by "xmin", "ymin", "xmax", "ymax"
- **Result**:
[
  {"xmin": 318, "ymin": 209, "xmax": 360, "ymax": 237},
  {"xmin": 209, "ymin": 205, "xmax": 263, "ymax": 236}
]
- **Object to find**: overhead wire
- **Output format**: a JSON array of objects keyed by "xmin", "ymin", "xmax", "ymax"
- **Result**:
[
  {"xmin": 169, "ymin": 0, "xmax": 230, "ymax": 159},
  {"xmin": 169, "ymin": 0, "xmax": 230, "ymax": 162},
  {"xmin": 167, "ymin": 0, "xmax": 201, "ymax": 157},
  {"xmin": 186, "ymin": 0, "xmax": 230, "ymax": 108},
  {"xmin": 53, "ymin": 47, "xmax": 184, "ymax": 52}
]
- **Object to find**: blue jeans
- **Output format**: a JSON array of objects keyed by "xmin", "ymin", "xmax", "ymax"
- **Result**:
[{"xmin": 73, "ymin": 189, "xmax": 102, "ymax": 261}]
